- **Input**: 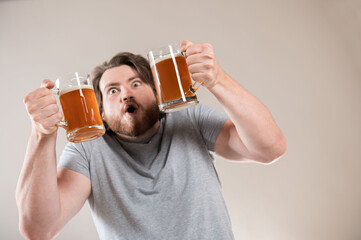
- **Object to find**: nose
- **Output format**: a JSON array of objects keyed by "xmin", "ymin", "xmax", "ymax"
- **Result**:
[
  {"xmin": 123, "ymin": 96, "xmax": 134, "ymax": 102},
  {"xmin": 120, "ymin": 86, "xmax": 134, "ymax": 102}
]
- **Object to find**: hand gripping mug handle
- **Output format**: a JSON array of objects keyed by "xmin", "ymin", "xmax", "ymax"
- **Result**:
[
  {"xmin": 181, "ymin": 51, "xmax": 204, "ymax": 93},
  {"xmin": 52, "ymin": 87, "xmax": 68, "ymax": 129}
]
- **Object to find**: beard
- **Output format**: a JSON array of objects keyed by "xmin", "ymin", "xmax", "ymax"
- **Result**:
[{"xmin": 104, "ymin": 100, "xmax": 160, "ymax": 137}]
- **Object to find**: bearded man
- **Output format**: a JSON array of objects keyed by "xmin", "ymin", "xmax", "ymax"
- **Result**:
[{"xmin": 16, "ymin": 40, "xmax": 287, "ymax": 240}]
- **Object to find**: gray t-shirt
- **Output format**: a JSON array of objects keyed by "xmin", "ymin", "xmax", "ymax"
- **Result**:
[{"xmin": 58, "ymin": 104, "xmax": 234, "ymax": 240}]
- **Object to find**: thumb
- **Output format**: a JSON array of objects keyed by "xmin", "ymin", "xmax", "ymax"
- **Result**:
[
  {"xmin": 180, "ymin": 39, "xmax": 193, "ymax": 53},
  {"xmin": 40, "ymin": 79, "xmax": 55, "ymax": 89}
]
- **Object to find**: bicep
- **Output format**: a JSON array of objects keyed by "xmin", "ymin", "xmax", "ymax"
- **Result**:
[
  {"xmin": 56, "ymin": 168, "xmax": 91, "ymax": 226},
  {"xmin": 214, "ymin": 119, "xmax": 250, "ymax": 161}
]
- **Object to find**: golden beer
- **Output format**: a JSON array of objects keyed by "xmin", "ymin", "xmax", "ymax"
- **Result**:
[
  {"xmin": 150, "ymin": 52, "xmax": 198, "ymax": 112},
  {"xmin": 59, "ymin": 86, "xmax": 105, "ymax": 142}
]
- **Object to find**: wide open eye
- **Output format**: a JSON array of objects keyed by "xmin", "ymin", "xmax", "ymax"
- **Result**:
[
  {"xmin": 132, "ymin": 81, "xmax": 141, "ymax": 87},
  {"xmin": 109, "ymin": 88, "xmax": 118, "ymax": 95}
]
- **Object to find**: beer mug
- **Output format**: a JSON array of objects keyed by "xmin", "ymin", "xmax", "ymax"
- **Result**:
[
  {"xmin": 148, "ymin": 43, "xmax": 201, "ymax": 113},
  {"xmin": 53, "ymin": 72, "xmax": 105, "ymax": 143}
]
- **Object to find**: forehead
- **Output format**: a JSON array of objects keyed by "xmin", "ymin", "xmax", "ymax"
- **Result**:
[{"xmin": 99, "ymin": 65, "xmax": 139, "ymax": 89}]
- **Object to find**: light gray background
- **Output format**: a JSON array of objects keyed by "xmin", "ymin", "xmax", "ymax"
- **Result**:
[{"xmin": 1, "ymin": 0, "xmax": 360, "ymax": 239}]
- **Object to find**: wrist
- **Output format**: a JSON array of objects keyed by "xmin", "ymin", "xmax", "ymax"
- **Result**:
[
  {"xmin": 205, "ymin": 68, "xmax": 227, "ymax": 91},
  {"xmin": 31, "ymin": 126, "xmax": 58, "ymax": 141}
]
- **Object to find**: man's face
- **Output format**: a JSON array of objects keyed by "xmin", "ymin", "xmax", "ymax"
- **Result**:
[{"xmin": 99, "ymin": 65, "xmax": 160, "ymax": 138}]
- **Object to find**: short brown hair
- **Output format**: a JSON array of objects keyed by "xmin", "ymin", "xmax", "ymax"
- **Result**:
[{"xmin": 92, "ymin": 52, "xmax": 156, "ymax": 113}]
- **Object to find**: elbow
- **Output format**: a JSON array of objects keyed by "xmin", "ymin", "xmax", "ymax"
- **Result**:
[
  {"xmin": 16, "ymin": 195, "xmax": 61, "ymax": 240},
  {"xmin": 251, "ymin": 133, "xmax": 287, "ymax": 164},
  {"xmin": 19, "ymin": 221, "xmax": 36, "ymax": 240},
  {"xmin": 19, "ymin": 218, "xmax": 56, "ymax": 240},
  {"xmin": 261, "ymin": 134, "xmax": 287, "ymax": 164}
]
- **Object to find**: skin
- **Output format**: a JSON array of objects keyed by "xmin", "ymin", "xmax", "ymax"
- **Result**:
[
  {"xmin": 180, "ymin": 40, "xmax": 286, "ymax": 162},
  {"xmin": 16, "ymin": 39, "xmax": 286, "ymax": 239},
  {"xmin": 99, "ymin": 65, "xmax": 160, "ymax": 141}
]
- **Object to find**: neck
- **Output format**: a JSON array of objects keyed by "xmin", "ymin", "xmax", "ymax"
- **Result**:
[{"xmin": 115, "ymin": 120, "xmax": 161, "ymax": 142}]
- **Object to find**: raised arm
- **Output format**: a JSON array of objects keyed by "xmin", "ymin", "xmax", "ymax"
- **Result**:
[
  {"xmin": 181, "ymin": 40, "xmax": 287, "ymax": 163},
  {"xmin": 16, "ymin": 80, "xmax": 91, "ymax": 239}
]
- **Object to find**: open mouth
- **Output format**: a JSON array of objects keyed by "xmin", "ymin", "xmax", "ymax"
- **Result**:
[
  {"xmin": 124, "ymin": 102, "xmax": 138, "ymax": 115},
  {"xmin": 127, "ymin": 106, "xmax": 136, "ymax": 113}
]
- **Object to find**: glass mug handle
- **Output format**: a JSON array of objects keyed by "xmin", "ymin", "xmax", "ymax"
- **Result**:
[
  {"xmin": 180, "ymin": 51, "xmax": 203, "ymax": 93},
  {"xmin": 52, "ymin": 87, "xmax": 68, "ymax": 129}
]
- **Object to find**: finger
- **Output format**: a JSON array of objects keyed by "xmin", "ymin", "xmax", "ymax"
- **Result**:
[
  {"xmin": 24, "ymin": 80, "xmax": 55, "ymax": 104},
  {"xmin": 31, "ymin": 104, "xmax": 63, "ymax": 124},
  {"xmin": 44, "ymin": 110, "xmax": 63, "ymax": 127},
  {"xmin": 25, "ymin": 93, "xmax": 57, "ymax": 115},
  {"xmin": 189, "ymin": 72, "xmax": 213, "ymax": 83},
  {"xmin": 35, "ymin": 111, "xmax": 63, "ymax": 134},
  {"xmin": 25, "ymin": 99, "xmax": 60, "ymax": 133},
  {"xmin": 40, "ymin": 79, "xmax": 55, "ymax": 90},
  {"xmin": 188, "ymin": 61, "xmax": 214, "ymax": 73},
  {"xmin": 187, "ymin": 60, "xmax": 218, "ymax": 88},
  {"xmin": 27, "ymin": 96, "xmax": 59, "ymax": 114},
  {"xmin": 180, "ymin": 39, "xmax": 193, "ymax": 53},
  {"xmin": 42, "ymin": 104, "xmax": 63, "ymax": 121},
  {"xmin": 24, "ymin": 87, "xmax": 54, "ymax": 107},
  {"xmin": 185, "ymin": 51, "xmax": 216, "ymax": 66},
  {"xmin": 186, "ymin": 43, "xmax": 214, "ymax": 57}
]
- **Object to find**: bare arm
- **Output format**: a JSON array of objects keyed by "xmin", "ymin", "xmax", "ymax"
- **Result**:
[
  {"xmin": 182, "ymin": 40, "xmax": 287, "ymax": 163},
  {"xmin": 16, "ymin": 80, "xmax": 91, "ymax": 239},
  {"xmin": 211, "ymin": 74, "xmax": 286, "ymax": 163}
]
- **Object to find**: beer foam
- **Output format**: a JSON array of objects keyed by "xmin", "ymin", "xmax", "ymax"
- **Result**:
[
  {"xmin": 150, "ymin": 52, "xmax": 183, "ymax": 67},
  {"xmin": 59, "ymin": 85, "xmax": 93, "ymax": 95}
]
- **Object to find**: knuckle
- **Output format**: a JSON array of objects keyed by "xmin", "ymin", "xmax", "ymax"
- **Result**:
[
  {"xmin": 38, "ymin": 87, "xmax": 50, "ymax": 96},
  {"xmin": 43, "ymin": 88, "xmax": 52, "ymax": 96},
  {"xmin": 202, "ymin": 43, "xmax": 213, "ymax": 50},
  {"xmin": 204, "ymin": 42, "xmax": 211, "ymax": 47},
  {"xmin": 39, "ymin": 122, "xmax": 49, "ymax": 130},
  {"xmin": 23, "ymin": 95, "xmax": 30, "ymax": 104},
  {"xmin": 204, "ymin": 62, "xmax": 213, "ymax": 70},
  {"xmin": 50, "ymin": 103, "xmax": 59, "ymax": 113},
  {"xmin": 205, "ymin": 52, "xmax": 215, "ymax": 61},
  {"xmin": 51, "ymin": 95, "xmax": 57, "ymax": 104},
  {"xmin": 205, "ymin": 72, "xmax": 212, "ymax": 80},
  {"xmin": 56, "ymin": 111, "xmax": 63, "ymax": 121},
  {"xmin": 27, "ymin": 105, "xmax": 36, "ymax": 115},
  {"xmin": 32, "ymin": 114, "xmax": 41, "ymax": 123},
  {"xmin": 41, "ymin": 118, "xmax": 57, "ymax": 130}
]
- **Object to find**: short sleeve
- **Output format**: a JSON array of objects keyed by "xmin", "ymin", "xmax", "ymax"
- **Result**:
[
  {"xmin": 186, "ymin": 104, "xmax": 228, "ymax": 152},
  {"xmin": 57, "ymin": 142, "xmax": 91, "ymax": 179}
]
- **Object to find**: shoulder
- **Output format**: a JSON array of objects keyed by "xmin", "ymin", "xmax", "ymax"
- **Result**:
[
  {"xmin": 166, "ymin": 104, "xmax": 218, "ymax": 119},
  {"xmin": 164, "ymin": 104, "xmax": 227, "ymax": 131},
  {"xmin": 178, "ymin": 104, "xmax": 227, "ymax": 123},
  {"xmin": 63, "ymin": 132, "xmax": 113, "ymax": 159}
]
